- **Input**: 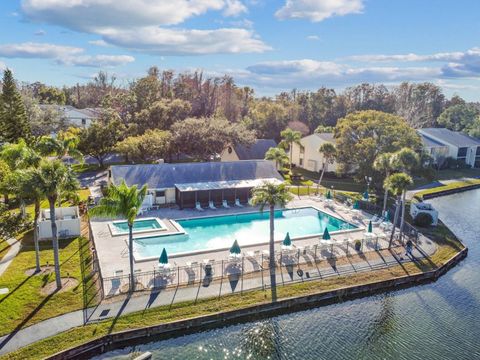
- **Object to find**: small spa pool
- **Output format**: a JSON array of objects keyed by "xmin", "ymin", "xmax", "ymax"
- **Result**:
[
  {"xmin": 109, "ymin": 217, "xmax": 166, "ymax": 236},
  {"xmin": 133, "ymin": 207, "xmax": 356, "ymax": 259}
]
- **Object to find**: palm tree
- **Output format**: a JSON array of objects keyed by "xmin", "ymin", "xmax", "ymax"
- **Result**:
[
  {"xmin": 316, "ymin": 143, "xmax": 336, "ymax": 194},
  {"xmin": 89, "ymin": 181, "xmax": 147, "ymax": 292},
  {"xmin": 373, "ymin": 152, "xmax": 396, "ymax": 215},
  {"xmin": 279, "ymin": 128, "xmax": 302, "ymax": 170},
  {"xmin": 251, "ymin": 182, "xmax": 292, "ymax": 302},
  {"xmin": 383, "ymin": 173, "xmax": 413, "ymax": 248},
  {"xmin": 265, "ymin": 147, "xmax": 289, "ymax": 171},
  {"xmin": 392, "ymin": 148, "xmax": 419, "ymax": 241},
  {"xmin": 36, "ymin": 134, "xmax": 83, "ymax": 163},
  {"xmin": 37, "ymin": 159, "xmax": 79, "ymax": 289},
  {"xmin": 8, "ymin": 169, "xmax": 44, "ymax": 272}
]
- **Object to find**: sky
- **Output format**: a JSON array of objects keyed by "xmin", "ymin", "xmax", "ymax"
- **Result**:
[{"xmin": 1, "ymin": 0, "xmax": 480, "ymax": 100}]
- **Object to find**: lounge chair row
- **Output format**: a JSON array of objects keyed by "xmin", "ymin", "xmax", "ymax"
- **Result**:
[{"xmin": 196, "ymin": 198, "xmax": 251, "ymax": 211}]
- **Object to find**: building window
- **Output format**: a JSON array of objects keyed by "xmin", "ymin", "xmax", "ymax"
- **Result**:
[
  {"xmin": 155, "ymin": 190, "xmax": 165, "ymax": 197},
  {"xmin": 457, "ymin": 147, "xmax": 468, "ymax": 158},
  {"xmin": 300, "ymin": 146, "xmax": 305, "ymax": 154},
  {"xmin": 227, "ymin": 146, "xmax": 233, "ymax": 154},
  {"xmin": 81, "ymin": 118, "xmax": 86, "ymax": 126},
  {"xmin": 476, "ymin": 147, "xmax": 480, "ymax": 156},
  {"xmin": 299, "ymin": 158, "xmax": 303, "ymax": 166}
]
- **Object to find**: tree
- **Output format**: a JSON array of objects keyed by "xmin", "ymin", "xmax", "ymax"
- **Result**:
[
  {"xmin": 0, "ymin": 159, "xmax": 11, "ymax": 204},
  {"xmin": 391, "ymin": 148, "xmax": 419, "ymax": 242},
  {"xmin": 251, "ymin": 182, "xmax": 292, "ymax": 302},
  {"xmin": 279, "ymin": 128, "xmax": 302, "ymax": 170},
  {"xmin": 373, "ymin": 152, "xmax": 396, "ymax": 215},
  {"xmin": 316, "ymin": 143, "xmax": 336, "ymax": 193},
  {"xmin": 89, "ymin": 181, "xmax": 147, "ymax": 292},
  {"xmin": 77, "ymin": 114, "xmax": 125, "ymax": 167},
  {"xmin": 171, "ymin": 117, "xmax": 255, "ymax": 160},
  {"xmin": 135, "ymin": 98, "xmax": 191, "ymax": 133},
  {"xmin": 0, "ymin": 69, "xmax": 31, "ymax": 143},
  {"xmin": 383, "ymin": 173, "xmax": 413, "ymax": 248},
  {"xmin": 116, "ymin": 129, "xmax": 172, "ymax": 163},
  {"xmin": 437, "ymin": 103, "xmax": 479, "ymax": 132},
  {"xmin": 36, "ymin": 132, "xmax": 83, "ymax": 163},
  {"xmin": 264, "ymin": 147, "xmax": 289, "ymax": 170},
  {"xmin": 394, "ymin": 82, "xmax": 445, "ymax": 128},
  {"xmin": 37, "ymin": 159, "xmax": 79, "ymax": 289},
  {"xmin": 335, "ymin": 110, "xmax": 422, "ymax": 182},
  {"xmin": 37, "ymin": 85, "xmax": 66, "ymax": 105},
  {"xmin": 246, "ymin": 100, "xmax": 289, "ymax": 140}
]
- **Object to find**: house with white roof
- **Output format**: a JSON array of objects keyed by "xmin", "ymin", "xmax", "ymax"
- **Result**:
[
  {"xmin": 40, "ymin": 105, "xmax": 100, "ymax": 128},
  {"xmin": 418, "ymin": 128, "xmax": 480, "ymax": 168},
  {"xmin": 291, "ymin": 133, "xmax": 338, "ymax": 173}
]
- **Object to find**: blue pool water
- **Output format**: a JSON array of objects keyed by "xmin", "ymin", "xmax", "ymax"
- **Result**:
[
  {"xmin": 111, "ymin": 218, "xmax": 164, "ymax": 234},
  {"xmin": 133, "ymin": 207, "xmax": 355, "ymax": 258}
]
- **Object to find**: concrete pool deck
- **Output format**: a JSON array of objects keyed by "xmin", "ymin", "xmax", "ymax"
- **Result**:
[{"xmin": 90, "ymin": 198, "xmax": 412, "ymax": 281}]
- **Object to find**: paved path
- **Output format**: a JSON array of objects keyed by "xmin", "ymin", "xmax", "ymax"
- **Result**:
[
  {"xmin": 0, "ymin": 238, "xmax": 21, "ymax": 277},
  {"xmin": 0, "ymin": 241, "xmax": 435, "ymax": 356}
]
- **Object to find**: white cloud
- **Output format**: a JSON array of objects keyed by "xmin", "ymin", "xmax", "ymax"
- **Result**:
[
  {"xmin": 34, "ymin": 29, "xmax": 46, "ymax": 36},
  {"xmin": 349, "ymin": 51, "xmax": 465, "ymax": 63},
  {"xmin": 58, "ymin": 55, "xmax": 135, "ymax": 67},
  {"xmin": 88, "ymin": 39, "xmax": 111, "ymax": 47},
  {"xmin": 223, "ymin": 0, "xmax": 248, "ymax": 16},
  {"xmin": 99, "ymin": 26, "xmax": 270, "ymax": 55},
  {"xmin": 307, "ymin": 35, "xmax": 320, "ymax": 41},
  {"xmin": 0, "ymin": 42, "xmax": 134, "ymax": 68},
  {"xmin": 276, "ymin": 0, "xmax": 364, "ymax": 22},
  {"xmin": 0, "ymin": 42, "xmax": 83, "ymax": 59}
]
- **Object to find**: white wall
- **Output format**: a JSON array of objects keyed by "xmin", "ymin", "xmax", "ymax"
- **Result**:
[
  {"xmin": 219, "ymin": 146, "xmax": 240, "ymax": 162},
  {"xmin": 39, "ymin": 219, "xmax": 81, "ymax": 240},
  {"xmin": 291, "ymin": 134, "xmax": 338, "ymax": 173}
]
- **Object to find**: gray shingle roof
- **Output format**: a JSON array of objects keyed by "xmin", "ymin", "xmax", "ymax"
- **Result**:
[
  {"xmin": 234, "ymin": 139, "xmax": 277, "ymax": 160},
  {"xmin": 419, "ymin": 133, "xmax": 448, "ymax": 148},
  {"xmin": 111, "ymin": 160, "xmax": 283, "ymax": 189},
  {"xmin": 313, "ymin": 133, "xmax": 335, "ymax": 143},
  {"xmin": 419, "ymin": 128, "xmax": 480, "ymax": 147}
]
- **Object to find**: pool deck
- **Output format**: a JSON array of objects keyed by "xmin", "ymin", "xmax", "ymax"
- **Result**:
[{"xmin": 90, "ymin": 197, "xmax": 410, "ymax": 279}]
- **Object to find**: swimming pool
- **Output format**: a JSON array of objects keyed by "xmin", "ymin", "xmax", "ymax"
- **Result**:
[
  {"xmin": 109, "ymin": 217, "xmax": 166, "ymax": 236},
  {"xmin": 133, "ymin": 207, "xmax": 356, "ymax": 259}
]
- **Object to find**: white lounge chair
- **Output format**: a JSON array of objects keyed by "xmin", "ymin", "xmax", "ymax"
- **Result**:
[
  {"xmin": 195, "ymin": 202, "xmax": 204, "ymax": 211},
  {"xmin": 222, "ymin": 200, "xmax": 230, "ymax": 208},
  {"xmin": 209, "ymin": 201, "xmax": 217, "ymax": 210},
  {"xmin": 235, "ymin": 198, "xmax": 244, "ymax": 207}
]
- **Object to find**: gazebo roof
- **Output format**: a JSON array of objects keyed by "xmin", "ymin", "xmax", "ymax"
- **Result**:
[{"xmin": 175, "ymin": 178, "xmax": 283, "ymax": 192}]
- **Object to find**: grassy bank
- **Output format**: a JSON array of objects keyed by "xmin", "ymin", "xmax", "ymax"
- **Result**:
[
  {"xmin": 414, "ymin": 178, "xmax": 480, "ymax": 200},
  {"xmin": 0, "ymin": 238, "xmax": 11, "ymax": 262},
  {"xmin": 0, "ymin": 225, "xmax": 100, "ymax": 338},
  {"xmin": 3, "ymin": 222, "xmax": 463, "ymax": 360}
]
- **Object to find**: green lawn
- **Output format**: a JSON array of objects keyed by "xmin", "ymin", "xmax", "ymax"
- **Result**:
[
  {"xmin": 292, "ymin": 168, "xmax": 366, "ymax": 192},
  {"xmin": 414, "ymin": 178, "xmax": 480, "ymax": 200},
  {"xmin": 0, "ymin": 229, "xmax": 100, "ymax": 338},
  {"xmin": 412, "ymin": 168, "xmax": 480, "ymax": 189},
  {"xmin": 3, "ymin": 221, "xmax": 463, "ymax": 360},
  {"xmin": 0, "ymin": 238, "xmax": 10, "ymax": 262}
]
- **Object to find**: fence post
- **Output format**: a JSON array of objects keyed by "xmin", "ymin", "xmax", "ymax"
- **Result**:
[
  {"xmin": 241, "ymin": 256, "xmax": 244, "ymax": 295},
  {"xmin": 314, "ymin": 244, "xmax": 317, "ymax": 262},
  {"xmin": 261, "ymin": 253, "xmax": 264, "ymax": 290},
  {"xmin": 153, "ymin": 268, "xmax": 156, "ymax": 288},
  {"xmin": 177, "ymin": 266, "xmax": 180, "ymax": 287}
]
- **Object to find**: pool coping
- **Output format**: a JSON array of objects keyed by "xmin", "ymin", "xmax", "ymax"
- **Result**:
[
  {"xmin": 132, "ymin": 206, "xmax": 362, "ymax": 262},
  {"xmin": 108, "ymin": 217, "xmax": 168, "ymax": 237}
]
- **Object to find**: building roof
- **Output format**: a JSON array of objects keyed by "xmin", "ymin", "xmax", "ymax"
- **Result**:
[
  {"xmin": 111, "ymin": 160, "xmax": 283, "ymax": 189},
  {"xmin": 419, "ymin": 133, "xmax": 448, "ymax": 148},
  {"xmin": 314, "ymin": 133, "xmax": 335, "ymax": 142},
  {"xmin": 419, "ymin": 128, "xmax": 480, "ymax": 147},
  {"xmin": 175, "ymin": 178, "xmax": 283, "ymax": 192},
  {"xmin": 233, "ymin": 139, "xmax": 277, "ymax": 160},
  {"xmin": 39, "ymin": 105, "xmax": 99, "ymax": 119}
]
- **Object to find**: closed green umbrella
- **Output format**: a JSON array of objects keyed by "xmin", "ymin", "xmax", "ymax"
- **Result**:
[
  {"xmin": 353, "ymin": 200, "xmax": 360, "ymax": 210},
  {"xmin": 230, "ymin": 239, "xmax": 241, "ymax": 255},
  {"xmin": 363, "ymin": 190, "xmax": 369, "ymax": 200},
  {"xmin": 322, "ymin": 227, "xmax": 331, "ymax": 240},
  {"xmin": 283, "ymin": 232, "xmax": 292, "ymax": 247},
  {"xmin": 326, "ymin": 190, "xmax": 332, "ymax": 200},
  {"xmin": 384, "ymin": 211, "xmax": 390, "ymax": 222},
  {"xmin": 368, "ymin": 220, "xmax": 373, "ymax": 233},
  {"xmin": 159, "ymin": 248, "xmax": 168, "ymax": 265}
]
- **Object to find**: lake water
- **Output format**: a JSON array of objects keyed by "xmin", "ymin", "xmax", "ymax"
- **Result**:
[{"xmin": 96, "ymin": 190, "xmax": 480, "ymax": 360}]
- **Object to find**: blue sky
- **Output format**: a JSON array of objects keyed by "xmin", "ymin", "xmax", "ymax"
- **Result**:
[{"xmin": 1, "ymin": 0, "xmax": 480, "ymax": 99}]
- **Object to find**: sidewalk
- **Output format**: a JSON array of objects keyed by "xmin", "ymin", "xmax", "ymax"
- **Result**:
[
  {"xmin": 0, "ymin": 240, "xmax": 435, "ymax": 356},
  {"xmin": 0, "ymin": 238, "xmax": 21, "ymax": 277}
]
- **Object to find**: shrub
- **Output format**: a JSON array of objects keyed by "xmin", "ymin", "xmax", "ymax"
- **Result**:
[
  {"xmin": 354, "ymin": 239, "xmax": 362, "ymax": 251},
  {"xmin": 414, "ymin": 212, "xmax": 433, "ymax": 227}
]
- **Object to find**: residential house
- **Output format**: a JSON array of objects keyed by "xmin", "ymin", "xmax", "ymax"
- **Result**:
[
  {"xmin": 418, "ymin": 128, "xmax": 480, "ymax": 168},
  {"xmin": 109, "ymin": 160, "xmax": 283, "ymax": 209},
  {"xmin": 38, "ymin": 206, "xmax": 81, "ymax": 240},
  {"xmin": 291, "ymin": 133, "xmax": 338, "ymax": 173},
  {"xmin": 220, "ymin": 139, "xmax": 277, "ymax": 162},
  {"xmin": 40, "ymin": 105, "xmax": 100, "ymax": 128}
]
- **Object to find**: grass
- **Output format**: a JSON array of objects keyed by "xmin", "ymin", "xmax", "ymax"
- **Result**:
[
  {"xmin": 0, "ymin": 238, "xmax": 11, "ymax": 262},
  {"xmin": 414, "ymin": 178, "xmax": 480, "ymax": 200},
  {"xmin": 292, "ymin": 168, "xmax": 366, "ymax": 192},
  {"xmin": 412, "ymin": 168, "xmax": 480, "ymax": 189},
  {"xmin": 2, "ymin": 221, "xmax": 463, "ymax": 360},
  {"xmin": 0, "ymin": 222, "xmax": 100, "ymax": 338}
]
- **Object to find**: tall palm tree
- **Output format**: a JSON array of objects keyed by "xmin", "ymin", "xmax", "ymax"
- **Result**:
[
  {"xmin": 316, "ymin": 142, "xmax": 336, "ymax": 194},
  {"xmin": 89, "ymin": 181, "xmax": 147, "ymax": 292},
  {"xmin": 265, "ymin": 147, "xmax": 289, "ymax": 171},
  {"xmin": 384, "ymin": 173, "xmax": 413, "ymax": 248},
  {"xmin": 36, "ymin": 134, "xmax": 83, "ymax": 163},
  {"xmin": 251, "ymin": 182, "xmax": 292, "ymax": 302},
  {"xmin": 373, "ymin": 152, "xmax": 396, "ymax": 216},
  {"xmin": 8, "ymin": 169, "xmax": 44, "ymax": 272},
  {"xmin": 279, "ymin": 128, "xmax": 302, "ymax": 170},
  {"xmin": 392, "ymin": 148, "xmax": 419, "ymax": 241},
  {"xmin": 37, "ymin": 159, "xmax": 79, "ymax": 289}
]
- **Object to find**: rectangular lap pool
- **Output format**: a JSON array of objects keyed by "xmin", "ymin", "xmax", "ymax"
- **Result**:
[
  {"xmin": 133, "ymin": 207, "xmax": 356, "ymax": 259},
  {"xmin": 109, "ymin": 217, "xmax": 166, "ymax": 236}
]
